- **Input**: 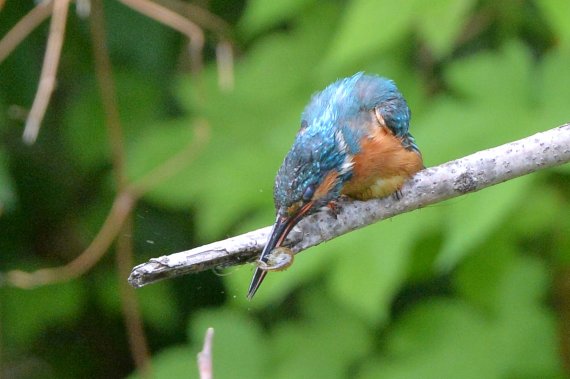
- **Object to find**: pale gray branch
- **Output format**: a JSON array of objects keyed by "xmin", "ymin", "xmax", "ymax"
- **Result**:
[{"xmin": 129, "ymin": 124, "xmax": 570, "ymax": 288}]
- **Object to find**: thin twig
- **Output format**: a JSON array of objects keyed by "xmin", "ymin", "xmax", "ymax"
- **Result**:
[
  {"xmin": 0, "ymin": 0, "xmax": 53, "ymax": 64},
  {"xmin": 128, "ymin": 119, "xmax": 210, "ymax": 197},
  {"xmin": 118, "ymin": 0, "xmax": 204, "ymax": 73},
  {"xmin": 23, "ymin": 0, "xmax": 70, "ymax": 144},
  {"xmin": 198, "ymin": 328, "xmax": 214, "ymax": 379},
  {"xmin": 117, "ymin": 215, "xmax": 152, "ymax": 377},
  {"xmin": 90, "ymin": 0, "xmax": 126, "ymax": 186},
  {"xmin": 75, "ymin": 0, "xmax": 91, "ymax": 18},
  {"xmin": 89, "ymin": 0, "xmax": 150, "ymax": 375},
  {"xmin": 157, "ymin": 0, "xmax": 231, "ymax": 38},
  {"xmin": 7, "ymin": 191, "xmax": 135, "ymax": 288},
  {"xmin": 129, "ymin": 124, "xmax": 570, "ymax": 288},
  {"xmin": 216, "ymin": 40, "xmax": 234, "ymax": 91}
]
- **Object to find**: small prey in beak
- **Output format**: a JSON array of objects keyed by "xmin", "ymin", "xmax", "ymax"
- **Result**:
[{"xmin": 247, "ymin": 202, "xmax": 312, "ymax": 300}]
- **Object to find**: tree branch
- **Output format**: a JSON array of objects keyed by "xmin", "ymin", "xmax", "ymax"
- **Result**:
[
  {"xmin": 129, "ymin": 124, "xmax": 570, "ymax": 288},
  {"xmin": 0, "ymin": 0, "xmax": 53, "ymax": 64},
  {"xmin": 23, "ymin": 0, "xmax": 70, "ymax": 144},
  {"xmin": 90, "ymin": 0, "xmax": 151, "ymax": 375}
]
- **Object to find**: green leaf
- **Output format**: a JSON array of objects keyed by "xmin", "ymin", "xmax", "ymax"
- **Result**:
[
  {"xmin": 2, "ymin": 281, "xmax": 84, "ymax": 347},
  {"xmin": 130, "ymin": 117, "xmax": 279, "ymax": 239},
  {"xmin": 443, "ymin": 41, "xmax": 537, "ymax": 139},
  {"xmin": 436, "ymin": 174, "xmax": 534, "ymax": 270},
  {"xmin": 95, "ymin": 271, "xmax": 179, "ymax": 334},
  {"xmin": 327, "ymin": 210, "xmax": 438, "ymax": 324},
  {"xmin": 269, "ymin": 289, "xmax": 372, "ymax": 379},
  {"xmin": 417, "ymin": 0, "xmax": 475, "ymax": 58},
  {"xmin": 127, "ymin": 346, "xmax": 196, "ymax": 379},
  {"xmin": 358, "ymin": 256, "xmax": 562, "ymax": 378},
  {"xmin": 325, "ymin": 0, "xmax": 417, "ymax": 71},
  {"xmin": 62, "ymin": 79, "xmax": 107, "ymax": 170},
  {"xmin": 507, "ymin": 185, "xmax": 561, "ymax": 237},
  {"xmin": 64, "ymin": 72, "xmax": 162, "ymax": 170},
  {"xmin": 536, "ymin": 0, "xmax": 570, "ymax": 48},
  {"xmin": 359, "ymin": 300, "xmax": 498, "ymax": 379},
  {"xmin": 492, "ymin": 257, "xmax": 560, "ymax": 376},
  {"xmin": 454, "ymin": 235, "xmax": 517, "ymax": 312},
  {"xmin": 414, "ymin": 42, "xmax": 536, "ymax": 166},
  {"xmin": 239, "ymin": 0, "xmax": 315, "ymax": 37},
  {"xmin": 105, "ymin": 0, "xmax": 175, "ymax": 72},
  {"xmin": 445, "ymin": 41, "xmax": 533, "ymax": 107},
  {"xmin": 125, "ymin": 118, "xmax": 197, "ymax": 186},
  {"xmin": 537, "ymin": 49, "xmax": 570, "ymax": 129}
]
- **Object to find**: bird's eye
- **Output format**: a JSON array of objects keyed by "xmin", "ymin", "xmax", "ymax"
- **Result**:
[
  {"xmin": 302, "ymin": 185, "xmax": 315, "ymax": 202},
  {"xmin": 374, "ymin": 107, "xmax": 387, "ymax": 127}
]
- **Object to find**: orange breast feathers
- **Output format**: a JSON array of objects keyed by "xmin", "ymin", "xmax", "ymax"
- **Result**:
[{"xmin": 341, "ymin": 126, "xmax": 423, "ymax": 200}]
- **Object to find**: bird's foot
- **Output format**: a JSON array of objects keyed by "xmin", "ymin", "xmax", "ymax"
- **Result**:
[
  {"xmin": 326, "ymin": 196, "xmax": 349, "ymax": 219},
  {"xmin": 392, "ymin": 189, "xmax": 403, "ymax": 201},
  {"xmin": 257, "ymin": 247, "xmax": 295, "ymax": 272}
]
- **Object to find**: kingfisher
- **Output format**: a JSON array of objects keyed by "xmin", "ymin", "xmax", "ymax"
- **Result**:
[{"xmin": 247, "ymin": 72, "xmax": 423, "ymax": 299}]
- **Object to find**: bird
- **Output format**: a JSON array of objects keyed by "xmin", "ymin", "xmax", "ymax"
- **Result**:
[{"xmin": 247, "ymin": 72, "xmax": 423, "ymax": 299}]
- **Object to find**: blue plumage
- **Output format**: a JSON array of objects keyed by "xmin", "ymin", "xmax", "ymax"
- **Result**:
[{"xmin": 303, "ymin": 73, "xmax": 411, "ymax": 138}]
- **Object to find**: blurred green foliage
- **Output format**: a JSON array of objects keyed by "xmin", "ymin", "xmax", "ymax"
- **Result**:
[{"xmin": 1, "ymin": 0, "xmax": 569, "ymax": 378}]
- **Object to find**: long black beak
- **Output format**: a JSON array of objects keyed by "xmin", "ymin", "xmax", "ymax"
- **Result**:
[
  {"xmin": 246, "ymin": 216, "xmax": 288, "ymax": 300},
  {"xmin": 247, "ymin": 203, "xmax": 312, "ymax": 300}
]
